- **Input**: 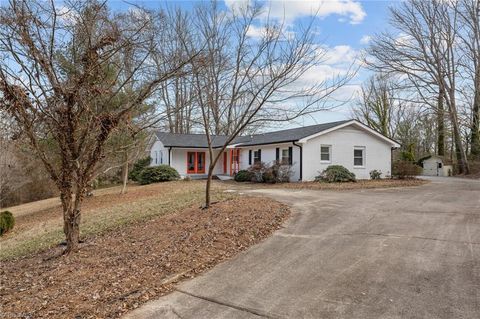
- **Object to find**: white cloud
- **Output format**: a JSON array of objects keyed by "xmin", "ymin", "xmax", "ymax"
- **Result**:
[
  {"xmin": 323, "ymin": 45, "xmax": 358, "ymax": 65},
  {"xmin": 224, "ymin": 0, "xmax": 251, "ymax": 13},
  {"xmin": 246, "ymin": 25, "xmax": 265, "ymax": 38},
  {"xmin": 360, "ymin": 35, "xmax": 371, "ymax": 45},
  {"xmin": 293, "ymin": 45, "xmax": 360, "ymax": 88},
  {"xmin": 236, "ymin": 0, "xmax": 367, "ymax": 25},
  {"xmin": 395, "ymin": 33, "xmax": 414, "ymax": 46}
]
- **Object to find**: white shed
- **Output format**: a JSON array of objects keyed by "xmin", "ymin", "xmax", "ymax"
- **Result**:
[{"xmin": 421, "ymin": 155, "xmax": 452, "ymax": 176}]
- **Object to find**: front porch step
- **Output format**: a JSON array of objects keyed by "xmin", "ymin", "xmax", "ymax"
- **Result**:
[
  {"xmin": 216, "ymin": 174, "xmax": 233, "ymax": 181},
  {"xmin": 183, "ymin": 174, "xmax": 208, "ymax": 180}
]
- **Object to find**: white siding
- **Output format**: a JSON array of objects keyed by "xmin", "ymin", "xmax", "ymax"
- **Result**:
[
  {"xmin": 149, "ymin": 140, "xmax": 167, "ymax": 166},
  {"xmin": 302, "ymin": 125, "xmax": 392, "ymax": 180},
  {"xmin": 238, "ymin": 143, "xmax": 301, "ymax": 181},
  {"xmin": 422, "ymin": 157, "xmax": 446, "ymax": 176}
]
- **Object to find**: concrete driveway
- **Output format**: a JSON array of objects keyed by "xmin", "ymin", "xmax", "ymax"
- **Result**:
[{"xmin": 125, "ymin": 177, "xmax": 480, "ymax": 319}]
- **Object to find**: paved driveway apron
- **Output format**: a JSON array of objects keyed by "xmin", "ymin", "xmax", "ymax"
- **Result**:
[{"xmin": 125, "ymin": 177, "xmax": 480, "ymax": 319}]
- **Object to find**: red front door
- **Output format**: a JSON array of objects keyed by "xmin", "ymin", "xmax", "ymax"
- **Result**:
[
  {"xmin": 197, "ymin": 152, "xmax": 205, "ymax": 173},
  {"xmin": 223, "ymin": 152, "xmax": 227, "ymax": 174},
  {"xmin": 187, "ymin": 152, "xmax": 206, "ymax": 174}
]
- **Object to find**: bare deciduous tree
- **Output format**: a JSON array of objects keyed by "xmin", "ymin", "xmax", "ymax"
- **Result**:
[
  {"xmin": 185, "ymin": 2, "xmax": 356, "ymax": 207},
  {"xmin": 367, "ymin": 0, "xmax": 469, "ymax": 173},
  {"xmin": 457, "ymin": 0, "xmax": 480, "ymax": 158},
  {"xmin": 353, "ymin": 74, "xmax": 397, "ymax": 138},
  {"xmin": 0, "ymin": 0, "xmax": 194, "ymax": 253}
]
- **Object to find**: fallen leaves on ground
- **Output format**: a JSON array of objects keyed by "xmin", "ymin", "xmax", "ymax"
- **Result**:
[
  {"xmin": 232, "ymin": 178, "xmax": 428, "ymax": 190},
  {"xmin": 0, "ymin": 196, "xmax": 290, "ymax": 319}
]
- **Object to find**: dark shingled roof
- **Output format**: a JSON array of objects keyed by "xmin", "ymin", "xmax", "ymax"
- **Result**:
[
  {"xmin": 155, "ymin": 120, "xmax": 351, "ymax": 148},
  {"xmin": 233, "ymin": 120, "xmax": 350, "ymax": 146},
  {"xmin": 154, "ymin": 132, "xmax": 229, "ymax": 148}
]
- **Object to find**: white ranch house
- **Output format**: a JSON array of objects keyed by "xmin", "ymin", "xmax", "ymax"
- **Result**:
[{"xmin": 149, "ymin": 120, "xmax": 400, "ymax": 181}]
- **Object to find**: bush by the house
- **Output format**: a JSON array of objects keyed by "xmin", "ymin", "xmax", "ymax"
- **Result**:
[
  {"xmin": 263, "ymin": 161, "xmax": 292, "ymax": 183},
  {"xmin": 392, "ymin": 160, "xmax": 421, "ymax": 179},
  {"xmin": 261, "ymin": 169, "xmax": 275, "ymax": 183},
  {"xmin": 234, "ymin": 170, "xmax": 253, "ymax": 182},
  {"xmin": 315, "ymin": 165, "xmax": 356, "ymax": 183},
  {"xmin": 369, "ymin": 169, "xmax": 382, "ymax": 180},
  {"xmin": 0, "ymin": 211, "xmax": 15, "ymax": 236},
  {"xmin": 247, "ymin": 161, "xmax": 292, "ymax": 183},
  {"xmin": 129, "ymin": 156, "xmax": 152, "ymax": 182},
  {"xmin": 138, "ymin": 165, "xmax": 180, "ymax": 185},
  {"xmin": 248, "ymin": 162, "xmax": 268, "ymax": 183}
]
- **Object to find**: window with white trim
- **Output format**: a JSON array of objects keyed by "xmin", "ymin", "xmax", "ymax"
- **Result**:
[
  {"xmin": 253, "ymin": 150, "xmax": 261, "ymax": 163},
  {"xmin": 159, "ymin": 151, "xmax": 163, "ymax": 164},
  {"xmin": 154, "ymin": 151, "xmax": 158, "ymax": 164},
  {"xmin": 281, "ymin": 148, "xmax": 290, "ymax": 164},
  {"xmin": 320, "ymin": 145, "xmax": 331, "ymax": 162},
  {"xmin": 354, "ymin": 147, "xmax": 365, "ymax": 167}
]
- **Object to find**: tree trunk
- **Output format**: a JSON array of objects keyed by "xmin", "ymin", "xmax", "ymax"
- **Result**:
[
  {"xmin": 470, "ymin": 69, "xmax": 480, "ymax": 158},
  {"xmin": 121, "ymin": 151, "xmax": 128, "ymax": 195},
  {"xmin": 204, "ymin": 164, "xmax": 214, "ymax": 208},
  {"xmin": 60, "ymin": 186, "xmax": 81, "ymax": 254},
  {"xmin": 448, "ymin": 99, "xmax": 470, "ymax": 174},
  {"xmin": 437, "ymin": 88, "xmax": 445, "ymax": 156}
]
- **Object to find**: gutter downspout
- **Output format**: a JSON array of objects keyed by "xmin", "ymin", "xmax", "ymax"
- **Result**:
[{"xmin": 293, "ymin": 141, "xmax": 303, "ymax": 181}]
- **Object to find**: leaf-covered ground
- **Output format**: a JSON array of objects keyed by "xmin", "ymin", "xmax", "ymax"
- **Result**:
[
  {"xmin": 0, "ymin": 196, "xmax": 290, "ymax": 318},
  {"xmin": 229, "ymin": 178, "xmax": 428, "ymax": 190}
]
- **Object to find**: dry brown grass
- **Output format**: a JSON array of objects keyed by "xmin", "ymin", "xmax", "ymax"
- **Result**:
[{"xmin": 0, "ymin": 181, "xmax": 231, "ymax": 260}]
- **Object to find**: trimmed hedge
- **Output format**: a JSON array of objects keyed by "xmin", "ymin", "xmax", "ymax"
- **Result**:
[
  {"xmin": 234, "ymin": 170, "xmax": 253, "ymax": 182},
  {"xmin": 0, "ymin": 211, "xmax": 15, "ymax": 236},
  {"xmin": 129, "ymin": 156, "xmax": 152, "ymax": 182},
  {"xmin": 138, "ymin": 165, "xmax": 180, "ymax": 185},
  {"xmin": 316, "ymin": 165, "xmax": 356, "ymax": 183}
]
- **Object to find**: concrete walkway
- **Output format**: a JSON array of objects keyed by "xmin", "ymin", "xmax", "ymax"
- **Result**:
[{"xmin": 125, "ymin": 177, "xmax": 480, "ymax": 319}]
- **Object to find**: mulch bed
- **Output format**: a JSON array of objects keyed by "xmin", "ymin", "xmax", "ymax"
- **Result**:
[
  {"xmin": 230, "ymin": 178, "xmax": 428, "ymax": 190},
  {"xmin": 0, "ymin": 196, "xmax": 290, "ymax": 319},
  {"xmin": 275, "ymin": 178, "xmax": 428, "ymax": 190}
]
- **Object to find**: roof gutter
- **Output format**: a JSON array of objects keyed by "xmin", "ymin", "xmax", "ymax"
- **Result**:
[
  {"xmin": 292, "ymin": 141, "xmax": 302, "ymax": 181},
  {"xmin": 234, "ymin": 140, "xmax": 299, "ymax": 148}
]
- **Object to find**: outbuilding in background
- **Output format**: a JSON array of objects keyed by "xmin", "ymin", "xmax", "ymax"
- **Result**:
[{"xmin": 419, "ymin": 155, "xmax": 453, "ymax": 176}]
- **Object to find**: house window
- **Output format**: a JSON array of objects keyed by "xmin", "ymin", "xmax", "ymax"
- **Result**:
[
  {"xmin": 354, "ymin": 147, "xmax": 365, "ymax": 167},
  {"xmin": 159, "ymin": 151, "xmax": 163, "ymax": 164},
  {"xmin": 320, "ymin": 145, "xmax": 331, "ymax": 162},
  {"xmin": 253, "ymin": 150, "xmax": 261, "ymax": 163},
  {"xmin": 154, "ymin": 151, "xmax": 158, "ymax": 164},
  {"xmin": 281, "ymin": 148, "xmax": 290, "ymax": 164}
]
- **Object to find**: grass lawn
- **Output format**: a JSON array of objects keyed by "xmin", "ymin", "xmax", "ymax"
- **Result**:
[{"xmin": 0, "ymin": 180, "xmax": 231, "ymax": 260}]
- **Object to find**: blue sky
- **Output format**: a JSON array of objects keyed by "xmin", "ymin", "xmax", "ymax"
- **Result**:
[{"xmin": 109, "ymin": 1, "xmax": 397, "ymax": 125}]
